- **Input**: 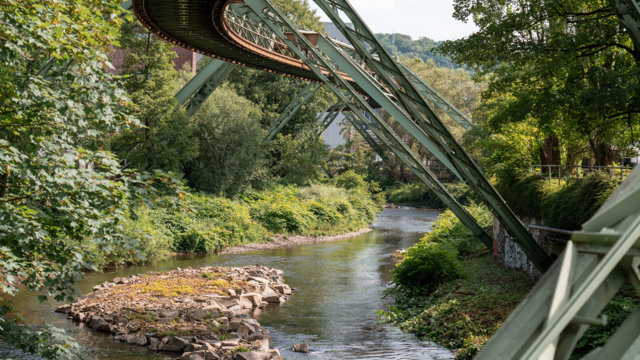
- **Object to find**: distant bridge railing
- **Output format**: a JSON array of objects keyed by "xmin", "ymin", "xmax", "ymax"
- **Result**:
[{"xmin": 529, "ymin": 164, "xmax": 634, "ymax": 183}]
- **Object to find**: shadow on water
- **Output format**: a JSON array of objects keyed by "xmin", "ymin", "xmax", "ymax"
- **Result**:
[{"xmin": 1, "ymin": 208, "xmax": 452, "ymax": 360}]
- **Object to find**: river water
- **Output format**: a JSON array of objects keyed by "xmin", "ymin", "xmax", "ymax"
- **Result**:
[{"xmin": 1, "ymin": 208, "xmax": 453, "ymax": 360}]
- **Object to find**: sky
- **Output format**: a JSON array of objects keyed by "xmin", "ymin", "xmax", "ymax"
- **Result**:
[{"xmin": 308, "ymin": 0, "xmax": 478, "ymax": 41}]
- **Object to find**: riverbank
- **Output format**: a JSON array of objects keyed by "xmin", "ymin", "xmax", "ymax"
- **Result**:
[
  {"xmin": 93, "ymin": 175, "xmax": 384, "ymax": 270},
  {"xmin": 220, "ymin": 228, "xmax": 372, "ymax": 254},
  {"xmin": 381, "ymin": 252, "xmax": 534, "ymax": 359},
  {"xmin": 56, "ymin": 265, "xmax": 291, "ymax": 360}
]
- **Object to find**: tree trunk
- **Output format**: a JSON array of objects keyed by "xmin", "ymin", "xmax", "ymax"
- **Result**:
[
  {"xmin": 588, "ymin": 134, "xmax": 616, "ymax": 166},
  {"xmin": 540, "ymin": 133, "xmax": 561, "ymax": 175}
]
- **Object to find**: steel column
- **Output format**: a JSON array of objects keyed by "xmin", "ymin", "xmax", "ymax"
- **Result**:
[
  {"xmin": 266, "ymin": 83, "xmax": 321, "ymax": 140},
  {"xmin": 399, "ymin": 63, "xmax": 474, "ymax": 130},
  {"xmin": 174, "ymin": 59, "xmax": 236, "ymax": 117}
]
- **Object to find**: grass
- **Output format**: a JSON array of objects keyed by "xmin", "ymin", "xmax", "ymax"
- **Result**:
[{"xmin": 383, "ymin": 196, "xmax": 639, "ymax": 359}]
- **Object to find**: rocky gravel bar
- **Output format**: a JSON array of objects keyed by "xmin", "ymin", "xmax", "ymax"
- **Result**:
[{"xmin": 56, "ymin": 265, "xmax": 293, "ymax": 360}]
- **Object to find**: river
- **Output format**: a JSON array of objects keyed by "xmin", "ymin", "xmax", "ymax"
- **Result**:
[{"xmin": 1, "ymin": 208, "xmax": 453, "ymax": 360}]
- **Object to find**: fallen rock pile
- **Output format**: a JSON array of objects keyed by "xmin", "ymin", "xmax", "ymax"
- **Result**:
[{"xmin": 56, "ymin": 265, "xmax": 293, "ymax": 360}]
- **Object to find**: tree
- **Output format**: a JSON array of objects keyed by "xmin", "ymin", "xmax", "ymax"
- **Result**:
[
  {"xmin": 376, "ymin": 33, "xmax": 457, "ymax": 69},
  {"xmin": 224, "ymin": 0, "xmax": 335, "ymax": 183},
  {"xmin": 269, "ymin": 131, "xmax": 329, "ymax": 185},
  {"xmin": 0, "ymin": 1, "xmax": 144, "ymax": 358},
  {"xmin": 441, "ymin": 0, "xmax": 640, "ymax": 166},
  {"xmin": 109, "ymin": 20, "xmax": 198, "ymax": 174},
  {"xmin": 185, "ymin": 85, "xmax": 267, "ymax": 195}
]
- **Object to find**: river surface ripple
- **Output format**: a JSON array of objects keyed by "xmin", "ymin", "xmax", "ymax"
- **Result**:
[{"xmin": 1, "ymin": 207, "xmax": 453, "ymax": 360}]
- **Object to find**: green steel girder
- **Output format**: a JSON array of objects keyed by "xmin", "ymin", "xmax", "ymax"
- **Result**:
[
  {"xmin": 342, "ymin": 111, "xmax": 389, "ymax": 161},
  {"xmin": 398, "ymin": 63, "xmax": 474, "ymax": 130},
  {"xmin": 242, "ymin": 0, "xmax": 494, "ymax": 251},
  {"xmin": 341, "ymin": 96, "xmax": 493, "ymax": 250},
  {"xmin": 321, "ymin": 105, "xmax": 343, "ymax": 131},
  {"xmin": 314, "ymin": 36, "xmax": 462, "ymax": 179},
  {"xmin": 266, "ymin": 82, "xmax": 321, "ymax": 140},
  {"xmin": 331, "ymin": 40, "xmax": 475, "ymax": 131},
  {"xmin": 311, "ymin": 0, "xmax": 551, "ymax": 271},
  {"xmin": 174, "ymin": 59, "xmax": 236, "ymax": 117},
  {"xmin": 476, "ymin": 166, "xmax": 640, "ymax": 360}
]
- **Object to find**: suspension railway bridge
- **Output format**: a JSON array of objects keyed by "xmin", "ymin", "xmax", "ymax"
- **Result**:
[{"xmin": 73, "ymin": 1, "xmax": 640, "ymax": 358}]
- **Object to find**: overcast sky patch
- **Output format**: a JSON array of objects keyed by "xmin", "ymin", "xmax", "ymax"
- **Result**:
[{"xmin": 309, "ymin": 0, "xmax": 477, "ymax": 41}]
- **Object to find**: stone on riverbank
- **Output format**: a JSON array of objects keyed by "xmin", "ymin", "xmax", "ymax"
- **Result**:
[{"xmin": 58, "ymin": 265, "xmax": 292, "ymax": 360}]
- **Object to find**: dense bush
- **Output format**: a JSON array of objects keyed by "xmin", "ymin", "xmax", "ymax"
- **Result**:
[
  {"xmin": 386, "ymin": 182, "xmax": 476, "ymax": 209},
  {"xmin": 498, "ymin": 173, "xmax": 619, "ymax": 229},
  {"xmin": 392, "ymin": 204, "xmax": 492, "ymax": 292},
  {"xmin": 116, "ymin": 175, "xmax": 384, "ymax": 255}
]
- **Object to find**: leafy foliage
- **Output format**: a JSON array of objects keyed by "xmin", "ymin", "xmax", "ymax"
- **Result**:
[
  {"xmin": 463, "ymin": 117, "xmax": 541, "ymax": 183},
  {"xmin": 382, "ymin": 255, "xmax": 536, "ymax": 360},
  {"xmin": 109, "ymin": 20, "xmax": 198, "ymax": 173},
  {"xmin": 386, "ymin": 182, "xmax": 476, "ymax": 209},
  {"xmin": 268, "ymin": 131, "xmax": 328, "ymax": 185},
  {"xmin": 0, "ymin": 0, "xmax": 134, "ymax": 358},
  {"xmin": 185, "ymin": 85, "xmax": 267, "ymax": 195},
  {"xmin": 392, "ymin": 204, "xmax": 492, "ymax": 293},
  {"xmin": 441, "ymin": 0, "xmax": 640, "ymax": 166},
  {"xmin": 497, "ymin": 173, "xmax": 619, "ymax": 229},
  {"xmin": 126, "ymin": 176, "xmax": 383, "ymax": 254},
  {"xmin": 376, "ymin": 33, "xmax": 457, "ymax": 69}
]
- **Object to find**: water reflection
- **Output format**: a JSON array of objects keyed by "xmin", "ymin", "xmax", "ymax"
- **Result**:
[{"xmin": 1, "ymin": 208, "xmax": 450, "ymax": 359}]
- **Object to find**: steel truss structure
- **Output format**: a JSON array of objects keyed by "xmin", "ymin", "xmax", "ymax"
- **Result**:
[
  {"xmin": 237, "ymin": 0, "xmax": 496, "ymax": 251},
  {"xmin": 128, "ymin": 0, "xmax": 640, "ymax": 356},
  {"xmin": 266, "ymin": 83, "xmax": 321, "ymax": 140},
  {"xmin": 174, "ymin": 59, "xmax": 236, "ymax": 117}
]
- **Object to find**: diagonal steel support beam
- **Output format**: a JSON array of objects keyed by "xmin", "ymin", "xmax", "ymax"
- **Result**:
[
  {"xmin": 242, "ymin": 0, "xmax": 493, "ymax": 251},
  {"xmin": 312, "ymin": 0, "xmax": 551, "ymax": 271},
  {"xmin": 476, "ymin": 167, "xmax": 640, "ymax": 360},
  {"xmin": 321, "ymin": 104, "xmax": 343, "ymax": 131},
  {"xmin": 398, "ymin": 63, "xmax": 474, "ymax": 130},
  {"xmin": 343, "ymin": 111, "xmax": 389, "ymax": 161},
  {"xmin": 266, "ymin": 82, "xmax": 321, "ymax": 140},
  {"xmin": 174, "ymin": 59, "xmax": 236, "ymax": 117},
  {"xmin": 342, "ymin": 96, "xmax": 494, "ymax": 250},
  {"xmin": 330, "ymin": 39, "xmax": 475, "ymax": 131}
]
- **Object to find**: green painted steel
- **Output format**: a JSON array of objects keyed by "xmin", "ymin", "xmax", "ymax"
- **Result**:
[
  {"xmin": 398, "ymin": 63, "xmax": 474, "ymax": 130},
  {"xmin": 311, "ymin": 0, "xmax": 551, "ymax": 271},
  {"xmin": 321, "ymin": 105, "xmax": 343, "ymax": 131},
  {"xmin": 241, "ymin": 0, "xmax": 494, "ymax": 251},
  {"xmin": 476, "ymin": 166, "xmax": 640, "ymax": 360},
  {"xmin": 329, "ymin": 40, "xmax": 474, "ymax": 131},
  {"xmin": 315, "ymin": 36, "xmax": 462, "ymax": 179},
  {"xmin": 342, "ymin": 111, "xmax": 389, "ymax": 162},
  {"xmin": 266, "ymin": 83, "xmax": 321, "ymax": 140},
  {"xmin": 174, "ymin": 59, "xmax": 236, "ymax": 117}
]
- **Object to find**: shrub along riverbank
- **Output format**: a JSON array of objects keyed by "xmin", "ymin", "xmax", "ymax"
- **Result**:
[{"xmin": 89, "ymin": 172, "xmax": 384, "ymax": 269}]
